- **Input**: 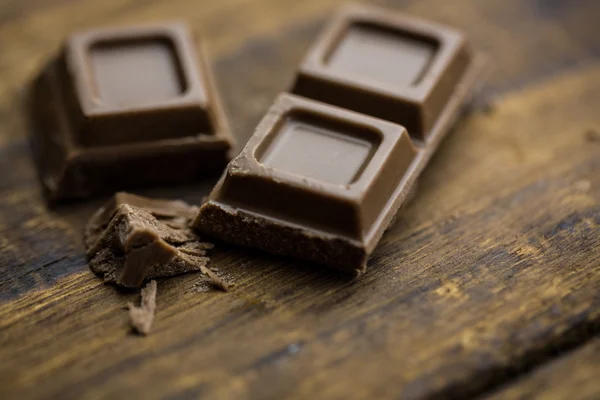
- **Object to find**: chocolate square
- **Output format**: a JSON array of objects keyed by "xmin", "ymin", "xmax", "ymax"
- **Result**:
[
  {"xmin": 195, "ymin": 94, "xmax": 418, "ymax": 272},
  {"xmin": 28, "ymin": 22, "xmax": 233, "ymax": 202},
  {"xmin": 292, "ymin": 4, "xmax": 471, "ymax": 140}
]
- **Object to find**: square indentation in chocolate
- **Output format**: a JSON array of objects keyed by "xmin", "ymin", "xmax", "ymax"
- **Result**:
[
  {"xmin": 292, "ymin": 4, "xmax": 472, "ymax": 140},
  {"xmin": 62, "ymin": 23, "xmax": 217, "ymax": 147},
  {"xmin": 327, "ymin": 23, "xmax": 438, "ymax": 88},
  {"xmin": 90, "ymin": 38, "xmax": 186, "ymax": 106},
  {"xmin": 257, "ymin": 112, "xmax": 379, "ymax": 185}
]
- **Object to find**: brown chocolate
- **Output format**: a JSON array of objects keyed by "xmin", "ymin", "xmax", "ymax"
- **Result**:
[
  {"xmin": 28, "ymin": 22, "xmax": 234, "ymax": 202},
  {"xmin": 84, "ymin": 192, "xmax": 198, "ymax": 248},
  {"xmin": 195, "ymin": 94, "xmax": 418, "ymax": 272},
  {"xmin": 128, "ymin": 280, "xmax": 158, "ymax": 335},
  {"xmin": 194, "ymin": 6, "xmax": 484, "ymax": 273},
  {"xmin": 292, "ymin": 4, "xmax": 472, "ymax": 140},
  {"xmin": 86, "ymin": 193, "xmax": 217, "ymax": 288}
]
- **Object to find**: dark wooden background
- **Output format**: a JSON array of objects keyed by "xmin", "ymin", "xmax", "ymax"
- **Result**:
[{"xmin": 1, "ymin": 0, "xmax": 599, "ymax": 399}]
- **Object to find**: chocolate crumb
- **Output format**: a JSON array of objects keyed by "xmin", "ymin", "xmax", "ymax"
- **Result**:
[
  {"xmin": 574, "ymin": 180, "xmax": 592, "ymax": 193},
  {"xmin": 585, "ymin": 129, "xmax": 600, "ymax": 143},
  {"xmin": 178, "ymin": 252, "xmax": 229, "ymax": 292},
  {"xmin": 128, "ymin": 280, "xmax": 157, "ymax": 335},
  {"xmin": 194, "ymin": 280, "xmax": 213, "ymax": 293},
  {"xmin": 208, "ymin": 271, "xmax": 230, "ymax": 292},
  {"xmin": 479, "ymin": 97, "xmax": 496, "ymax": 115}
]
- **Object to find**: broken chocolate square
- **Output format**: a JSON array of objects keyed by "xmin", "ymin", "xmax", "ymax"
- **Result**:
[
  {"xmin": 85, "ymin": 193, "xmax": 219, "ymax": 288},
  {"xmin": 194, "ymin": 94, "xmax": 418, "ymax": 273}
]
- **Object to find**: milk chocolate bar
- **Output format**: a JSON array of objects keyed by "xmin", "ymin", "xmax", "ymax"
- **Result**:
[
  {"xmin": 195, "ymin": 6, "xmax": 484, "ymax": 273},
  {"xmin": 28, "ymin": 22, "xmax": 234, "ymax": 203}
]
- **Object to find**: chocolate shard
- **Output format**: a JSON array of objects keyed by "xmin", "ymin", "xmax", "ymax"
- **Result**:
[
  {"xmin": 128, "ymin": 280, "xmax": 158, "ymax": 336},
  {"xmin": 194, "ymin": 6, "xmax": 484, "ymax": 273},
  {"xmin": 28, "ymin": 22, "xmax": 234, "ymax": 203},
  {"xmin": 85, "ymin": 193, "xmax": 215, "ymax": 288},
  {"xmin": 84, "ymin": 191, "xmax": 198, "ymax": 248}
]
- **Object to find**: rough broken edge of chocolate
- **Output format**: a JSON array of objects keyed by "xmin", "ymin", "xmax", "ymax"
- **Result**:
[
  {"xmin": 194, "ymin": 202, "xmax": 367, "ymax": 275},
  {"xmin": 88, "ymin": 205, "xmax": 198, "ymax": 255},
  {"xmin": 88, "ymin": 219, "xmax": 221, "ymax": 288},
  {"xmin": 84, "ymin": 192, "xmax": 200, "ymax": 250},
  {"xmin": 128, "ymin": 280, "xmax": 157, "ymax": 335},
  {"xmin": 86, "ymin": 205, "xmax": 192, "ymax": 287},
  {"xmin": 85, "ymin": 194, "xmax": 230, "ymax": 289}
]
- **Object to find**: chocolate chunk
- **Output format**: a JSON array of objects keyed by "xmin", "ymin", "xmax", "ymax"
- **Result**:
[
  {"xmin": 194, "ymin": 5, "xmax": 484, "ymax": 273},
  {"xmin": 585, "ymin": 129, "xmax": 600, "ymax": 143},
  {"xmin": 84, "ymin": 192, "xmax": 199, "ymax": 248},
  {"xmin": 86, "ymin": 193, "xmax": 215, "ymax": 288},
  {"xmin": 28, "ymin": 22, "xmax": 234, "ymax": 202}
]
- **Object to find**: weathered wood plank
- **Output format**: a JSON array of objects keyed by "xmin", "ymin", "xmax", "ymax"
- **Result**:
[
  {"xmin": 0, "ymin": 0, "xmax": 599, "ymax": 399},
  {"xmin": 1, "ymin": 60, "xmax": 599, "ymax": 399},
  {"xmin": 486, "ymin": 338, "xmax": 600, "ymax": 400}
]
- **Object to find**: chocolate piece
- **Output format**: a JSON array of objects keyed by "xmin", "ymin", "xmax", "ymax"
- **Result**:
[
  {"xmin": 86, "ymin": 193, "xmax": 217, "ymax": 288},
  {"xmin": 194, "ymin": 94, "xmax": 417, "ymax": 273},
  {"xmin": 28, "ymin": 22, "xmax": 234, "ymax": 202},
  {"xmin": 194, "ymin": 6, "xmax": 483, "ymax": 273},
  {"xmin": 128, "ymin": 280, "xmax": 157, "ymax": 336},
  {"xmin": 292, "ymin": 4, "xmax": 472, "ymax": 140},
  {"xmin": 84, "ymin": 192, "xmax": 198, "ymax": 248}
]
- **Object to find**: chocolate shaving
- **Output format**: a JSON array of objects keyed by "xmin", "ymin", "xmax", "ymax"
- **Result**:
[
  {"xmin": 585, "ymin": 129, "xmax": 600, "ymax": 143},
  {"xmin": 128, "ymin": 280, "xmax": 157, "ymax": 335},
  {"xmin": 85, "ymin": 193, "xmax": 219, "ymax": 288}
]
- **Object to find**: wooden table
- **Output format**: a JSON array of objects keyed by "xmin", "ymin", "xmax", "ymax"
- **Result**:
[{"xmin": 1, "ymin": 0, "xmax": 599, "ymax": 398}]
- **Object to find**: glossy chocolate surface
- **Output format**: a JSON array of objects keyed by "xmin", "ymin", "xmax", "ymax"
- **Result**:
[
  {"xmin": 90, "ymin": 39, "xmax": 185, "ymax": 107},
  {"xmin": 327, "ymin": 23, "xmax": 437, "ymax": 88},
  {"xmin": 292, "ymin": 4, "xmax": 471, "ymax": 140},
  {"xmin": 28, "ymin": 22, "xmax": 233, "ymax": 202}
]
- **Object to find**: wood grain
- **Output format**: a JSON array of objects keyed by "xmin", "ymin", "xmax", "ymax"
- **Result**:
[
  {"xmin": 0, "ymin": 0, "xmax": 599, "ymax": 399},
  {"xmin": 486, "ymin": 338, "xmax": 600, "ymax": 400}
]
